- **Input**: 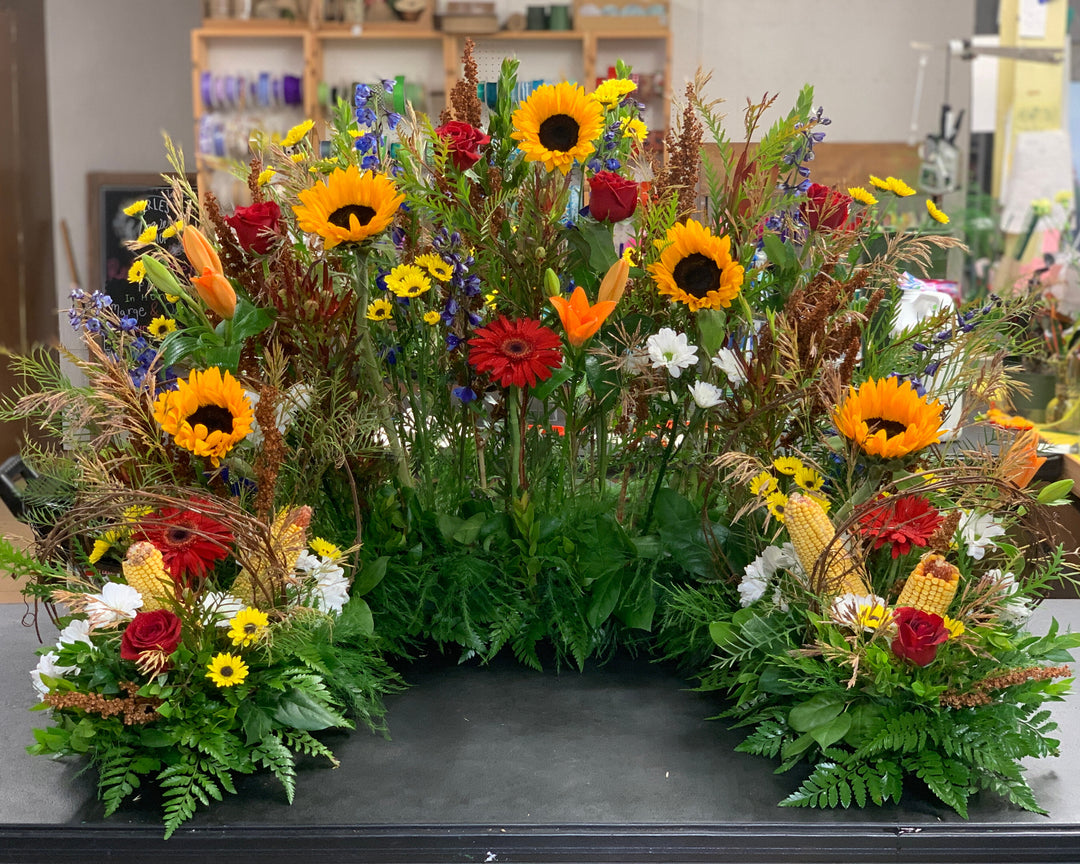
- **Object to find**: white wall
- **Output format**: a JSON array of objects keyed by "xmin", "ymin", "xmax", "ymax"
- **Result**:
[{"xmin": 44, "ymin": 0, "xmax": 202, "ymax": 347}]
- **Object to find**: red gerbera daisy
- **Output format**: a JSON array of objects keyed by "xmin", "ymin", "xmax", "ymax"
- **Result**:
[
  {"xmin": 856, "ymin": 495, "xmax": 942, "ymax": 559},
  {"xmin": 138, "ymin": 503, "xmax": 234, "ymax": 584},
  {"xmin": 468, "ymin": 316, "xmax": 563, "ymax": 389}
]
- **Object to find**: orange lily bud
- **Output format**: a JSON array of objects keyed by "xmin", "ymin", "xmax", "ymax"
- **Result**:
[
  {"xmin": 182, "ymin": 226, "xmax": 224, "ymax": 277},
  {"xmin": 192, "ymin": 270, "xmax": 237, "ymax": 320},
  {"xmin": 549, "ymin": 286, "xmax": 617, "ymax": 347},
  {"xmin": 1002, "ymin": 429, "xmax": 1046, "ymax": 489},
  {"xmin": 597, "ymin": 256, "xmax": 629, "ymax": 305}
]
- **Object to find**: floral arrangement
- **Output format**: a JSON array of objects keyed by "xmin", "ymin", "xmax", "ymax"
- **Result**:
[{"xmin": 3, "ymin": 41, "xmax": 1075, "ymax": 832}]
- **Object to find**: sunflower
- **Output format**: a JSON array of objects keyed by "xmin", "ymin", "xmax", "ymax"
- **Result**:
[
  {"xmin": 415, "ymin": 253, "xmax": 453, "ymax": 281},
  {"xmin": 147, "ymin": 315, "xmax": 177, "ymax": 339},
  {"xmin": 138, "ymin": 503, "xmax": 234, "ymax": 583},
  {"xmin": 468, "ymin": 316, "xmax": 563, "ymax": 389},
  {"xmin": 833, "ymin": 376, "xmax": 945, "ymax": 459},
  {"xmin": 152, "ymin": 367, "xmax": 254, "ymax": 467},
  {"xmin": 366, "ymin": 298, "xmax": 394, "ymax": 321},
  {"xmin": 206, "ymin": 652, "xmax": 249, "ymax": 688},
  {"xmin": 292, "ymin": 164, "xmax": 404, "ymax": 249},
  {"xmin": 511, "ymin": 82, "xmax": 605, "ymax": 174},
  {"xmin": 228, "ymin": 607, "xmax": 269, "ymax": 648},
  {"xmin": 385, "ymin": 263, "xmax": 432, "ymax": 298},
  {"xmin": 649, "ymin": 219, "xmax": 744, "ymax": 312}
]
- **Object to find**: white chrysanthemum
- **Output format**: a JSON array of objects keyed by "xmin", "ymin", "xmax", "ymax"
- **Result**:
[
  {"xmin": 738, "ymin": 543, "xmax": 799, "ymax": 607},
  {"xmin": 711, "ymin": 348, "xmax": 747, "ymax": 386},
  {"xmin": 57, "ymin": 618, "xmax": 93, "ymax": 647},
  {"xmin": 198, "ymin": 591, "xmax": 247, "ymax": 628},
  {"xmin": 30, "ymin": 651, "xmax": 75, "ymax": 697},
  {"xmin": 296, "ymin": 551, "xmax": 350, "ymax": 614},
  {"xmin": 985, "ymin": 568, "xmax": 1032, "ymax": 626},
  {"xmin": 646, "ymin": 328, "xmax": 699, "ymax": 378},
  {"xmin": 689, "ymin": 381, "xmax": 723, "ymax": 409},
  {"xmin": 84, "ymin": 582, "xmax": 143, "ymax": 629},
  {"xmin": 958, "ymin": 510, "xmax": 1006, "ymax": 560},
  {"xmin": 246, "ymin": 383, "xmax": 313, "ymax": 447}
]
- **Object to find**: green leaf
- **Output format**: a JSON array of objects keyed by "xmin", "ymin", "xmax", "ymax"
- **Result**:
[
  {"xmin": 436, "ymin": 512, "xmax": 486, "ymax": 546},
  {"xmin": 228, "ymin": 297, "xmax": 274, "ymax": 342},
  {"xmin": 709, "ymin": 621, "xmax": 733, "ymax": 647},
  {"xmin": 199, "ymin": 342, "xmax": 243, "ymax": 372},
  {"xmin": 1038, "ymin": 479, "xmax": 1074, "ymax": 505},
  {"xmin": 810, "ymin": 713, "xmax": 852, "ymax": 749},
  {"xmin": 139, "ymin": 728, "xmax": 177, "ymax": 748},
  {"xmin": 352, "ymin": 556, "xmax": 388, "ymax": 595},
  {"xmin": 584, "ymin": 354, "xmax": 620, "ymax": 410},
  {"xmin": 695, "ymin": 308, "xmax": 729, "ymax": 357},
  {"xmin": 273, "ymin": 689, "xmax": 345, "ymax": 732},
  {"xmin": 789, "ymin": 693, "xmax": 845, "ymax": 733},
  {"xmin": 339, "ymin": 597, "xmax": 374, "ymax": 638},
  {"xmin": 653, "ymin": 487, "xmax": 728, "ymax": 578},
  {"xmin": 530, "ymin": 363, "xmax": 575, "ymax": 401},
  {"xmin": 237, "ymin": 700, "xmax": 274, "ymax": 745},
  {"xmin": 586, "ymin": 570, "xmax": 622, "ymax": 628}
]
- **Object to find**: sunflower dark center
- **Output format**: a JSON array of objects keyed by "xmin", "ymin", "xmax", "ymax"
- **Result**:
[
  {"xmin": 500, "ymin": 337, "xmax": 533, "ymax": 359},
  {"xmin": 673, "ymin": 253, "xmax": 722, "ymax": 298},
  {"xmin": 866, "ymin": 418, "xmax": 908, "ymax": 438},
  {"xmin": 328, "ymin": 204, "xmax": 376, "ymax": 230},
  {"xmin": 189, "ymin": 404, "xmax": 235, "ymax": 435},
  {"xmin": 538, "ymin": 114, "xmax": 580, "ymax": 152}
]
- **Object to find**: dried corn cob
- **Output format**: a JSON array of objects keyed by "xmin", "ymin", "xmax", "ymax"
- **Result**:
[
  {"xmin": 786, "ymin": 493, "xmax": 870, "ymax": 596},
  {"xmin": 122, "ymin": 541, "xmax": 174, "ymax": 611},
  {"xmin": 231, "ymin": 506, "xmax": 312, "ymax": 607},
  {"xmin": 895, "ymin": 551, "xmax": 959, "ymax": 616}
]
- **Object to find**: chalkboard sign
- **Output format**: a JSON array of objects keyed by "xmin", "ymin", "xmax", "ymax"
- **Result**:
[{"xmin": 87, "ymin": 172, "xmax": 194, "ymax": 327}]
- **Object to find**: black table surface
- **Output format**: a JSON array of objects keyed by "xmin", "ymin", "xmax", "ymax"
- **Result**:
[{"xmin": 2, "ymin": 600, "xmax": 1080, "ymax": 863}]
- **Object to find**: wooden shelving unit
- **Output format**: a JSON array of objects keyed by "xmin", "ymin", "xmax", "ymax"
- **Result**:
[{"xmin": 191, "ymin": 0, "xmax": 671, "ymax": 203}]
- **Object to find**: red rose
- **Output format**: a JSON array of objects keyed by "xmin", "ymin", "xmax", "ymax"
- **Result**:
[
  {"xmin": 435, "ymin": 121, "xmax": 490, "ymax": 171},
  {"xmin": 120, "ymin": 609, "xmax": 183, "ymax": 674},
  {"xmin": 891, "ymin": 606, "xmax": 949, "ymax": 667},
  {"xmin": 224, "ymin": 200, "xmax": 281, "ymax": 255},
  {"xmin": 801, "ymin": 182, "xmax": 852, "ymax": 232},
  {"xmin": 588, "ymin": 171, "xmax": 639, "ymax": 223}
]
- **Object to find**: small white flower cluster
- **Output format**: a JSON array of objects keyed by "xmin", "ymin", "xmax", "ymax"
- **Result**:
[
  {"xmin": 738, "ymin": 543, "xmax": 800, "ymax": 608},
  {"xmin": 30, "ymin": 618, "xmax": 95, "ymax": 697}
]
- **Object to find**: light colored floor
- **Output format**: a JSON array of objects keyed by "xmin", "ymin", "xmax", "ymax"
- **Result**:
[{"xmin": 0, "ymin": 504, "xmax": 36, "ymax": 603}]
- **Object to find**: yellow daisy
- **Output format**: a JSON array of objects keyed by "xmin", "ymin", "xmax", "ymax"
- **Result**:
[
  {"xmin": 415, "ymin": 253, "xmax": 453, "ymax": 281},
  {"xmin": 228, "ymin": 607, "xmax": 269, "ymax": 648},
  {"xmin": 137, "ymin": 225, "xmax": 158, "ymax": 245},
  {"xmin": 772, "ymin": 455, "xmax": 803, "ymax": 476},
  {"xmin": 89, "ymin": 528, "xmax": 125, "ymax": 564},
  {"xmin": 161, "ymin": 220, "xmax": 184, "ymax": 240},
  {"xmin": 886, "ymin": 176, "xmax": 916, "ymax": 197},
  {"xmin": 147, "ymin": 315, "xmax": 177, "ymax": 339},
  {"xmin": 649, "ymin": 219, "xmax": 744, "ymax": 312},
  {"xmin": 385, "ymin": 263, "xmax": 432, "ymax": 299},
  {"xmin": 206, "ymin": 653, "xmax": 249, "ymax": 688},
  {"xmin": 855, "ymin": 603, "xmax": 890, "ymax": 630},
  {"xmin": 152, "ymin": 367, "xmax": 255, "ymax": 467},
  {"xmin": 293, "ymin": 165, "xmax": 404, "ymax": 250},
  {"xmin": 290, "ymin": 152, "xmax": 306, "ymax": 164},
  {"xmin": 257, "ymin": 168, "xmax": 276, "ymax": 186},
  {"xmin": 309, "ymin": 537, "xmax": 342, "ymax": 560},
  {"xmin": 749, "ymin": 471, "xmax": 776, "ymax": 497},
  {"xmin": 366, "ymin": 298, "xmax": 394, "ymax": 321},
  {"xmin": 485, "ymin": 289, "xmax": 500, "ymax": 308},
  {"xmin": 165, "ymin": 293, "xmax": 180, "ymax": 303},
  {"xmin": 868, "ymin": 175, "xmax": 890, "ymax": 191},
  {"xmin": 423, "ymin": 310, "xmax": 442, "ymax": 325},
  {"xmin": 793, "ymin": 464, "xmax": 824, "ymax": 491},
  {"xmin": 591, "ymin": 78, "xmax": 637, "ymax": 107},
  {"xmin": 766, "ymin": 490, "xmax": 788, "ymax": 522},
  {"xmin": 847, "ymin": 186, "xmax": 877, "ymax": 206},
  {"xmin": 623, "ymin": 117, "xmax": 648, "ymax": 143},
  {"xmin": 123, "ymin": 200, "xmax": 148, "ymax": 217},
  {"xmin": 925, "ymin": 199, "xmax": 949, "ymax": 224},
  {"xmin": 833, "ymin": 376, "xmax": 945, "ymax": 459},
  {"xmin": 511, "ymin": 82, "xmax": 605, "ymax": 175},
  {"xmin": 127, "ymin": 259, "xmax": 146, "ymax": 284},
  {"xmin": 281, "ymin": 118, "xmax": 315, "ymax": 148},
  {"xmin": 942, "ymin": 616, "xmax": 965, "ymax": 639}
]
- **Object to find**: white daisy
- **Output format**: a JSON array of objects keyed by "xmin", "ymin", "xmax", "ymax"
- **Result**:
[
  {"xmin": 958, "ymin": 510, "xmax": 1006, "ymax": 560},
  {"xmin": 57, "ymin": 618, "xmax": 93, "ymax": 647},
  {"xmin": 198, "ymin": 591, "xmax": 247, "ymax": 628},
  {"xmin": 646, "ymin": 328, "xmax": 699, "ymax": 378},
  {"xmin": 30, "ymin": 651, "xmax": 74, "ymax": 697},
  {"xmin": 689, "ymin": 381, "xmax": 723, "ymax": 409},
  {"xmin": 83, "ymin": 582, "xmax": 143, "ymax": 629},
  {"xmin": 296, "ymin": 552, "xmax": 351, "ymax": 614},
  {"xmin": 711, "ymin": 348, "xmax": 747, "ymax": 386}
]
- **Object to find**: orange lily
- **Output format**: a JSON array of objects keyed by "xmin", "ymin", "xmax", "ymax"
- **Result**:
[
  {"xmin": 597, "ymin": 256, "xmax": 629, "ymax": 305},
  {"xmin": 549, "ymin": 286, "xmax": 617, "ymax": 347},
  {"xmin": 1001, "ymin": 429, "xmax": 1046, "ymax": 489},
  {"xmin": 182, "ymin": 226, "xmax": 235, "ymax": 320}
]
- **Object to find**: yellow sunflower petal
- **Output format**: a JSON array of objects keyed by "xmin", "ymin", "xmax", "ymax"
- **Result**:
[
  {"xmin": 152, "ymin": 367, "xmax": 254, "ymax": 467},
  {"xmin": 511, "ymin": 82, "xmax": 605, "ymax": 175},
  {"xmin": 833, "ymin": 376, "xmax": 945, "ymax": 459},
  {"xmin": 292, "ymin": 164, "xmax": 404, "ymax": 249}
]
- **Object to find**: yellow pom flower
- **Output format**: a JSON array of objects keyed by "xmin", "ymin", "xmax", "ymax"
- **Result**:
[
  {"xmin": 309, "ymin": 537, "xmax": 342, "ymax": 560},
  {"xmin": 137, "ymin": 225, "xmax": 158, "ymax": 245},
  {"xmin": 257, "ymin": 168, "xmax": 276, "ymax": 186},
  {"xmin": 147, "ymin": 315, "xmax": 177, "ymax": 339},
  {"xmin": 868, "ymin": 175, "xmax": 890, "ymax": 190},
  {"xmin": 161, "ymin": 220, "xmax": 184, "ymax": 240},
  {"xmin": 847, "ymin": 186, "xmax": 877, "ymax": 206},
  {"xmin": 206, "ymin": 653, "xmax": 249, "ymax": 688},
  {"xmin": 366, "ymin": 298, "xmax": 394, "ymax": 321},
  {"xmin": 925, "ymin": 199, "xmax": 949, "ymax": 224},
  {"xmin": 281, "ymin": 118, "xmax": 315, "ymax": 148},
  {"xmin": 772, "ymin": 456, "xmax": 803, "ymax": 476},
  {"xmin": 623, "ymin": 117, "xmax": 648, "ymax": 142},
  {"xmin": 591, "ymin": 78, "xmax": 637, "ymax": 107},
  {"xmin": 423, "ymin": 310, "xmax": 442, "ymax": 325},
  {"xmin": 127, "ymin": 259, "xmax": 147, "ymax": 284},
  {"xmin": 165, "ymin": 293, "xmax": 180, "ymax": 303},
  {"xmin": 886, "ymin": 176, "xmax": 916, "ymax": 197},
  {"xmin": 290, "ymin": 152, "xmax": 306, "ymax": 164},
  {"xmin": 228, "ymin": 607, "xmax": 270, "ymax": 648},
  {"xmin": 123, "ymin": 200, "xmax": 148, "ymax": 217},
  {"xmin": 942, "ymin": 616, "xmax": 965, "ymax": 639}
]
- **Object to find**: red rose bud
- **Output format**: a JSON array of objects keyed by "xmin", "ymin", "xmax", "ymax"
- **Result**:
[
  {"xmin": 801, "ymin": 182, "xmax": 852, "ymax": 232},
  {"xmin": 588, "ymin": 171, "xmax": 638, "ymax": 223},
  {"xmin": 435, "ymin": 120, "xmax": 491, "ymax": 171},
  {"xmin": 890, "ymin": 606, "xmax": 949, "ymax": 667},
  {"xmin": 120, "ymin": 609, "xmax": 183, "ymax": 675},
  {"xmin": 225, "ymin": 200, "xmax": 282, "ymax": 255}
]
